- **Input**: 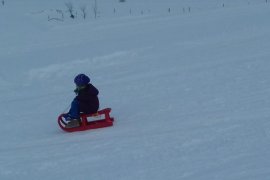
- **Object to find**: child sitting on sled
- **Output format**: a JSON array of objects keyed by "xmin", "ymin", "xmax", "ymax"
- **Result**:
[{"xmin": 63, "ymin": 74, "xmax": 99, "ymax": 128}]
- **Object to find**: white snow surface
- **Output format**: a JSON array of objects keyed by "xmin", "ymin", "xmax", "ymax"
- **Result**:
[{"xmin": 1, "ymin": 0, "xmax": 270, "ymax": 179}]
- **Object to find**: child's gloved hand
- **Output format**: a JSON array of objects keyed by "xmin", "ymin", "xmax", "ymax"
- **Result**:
[{"xmin": 74, "ymin": 88, "xmax": 79, "ymax": 94}]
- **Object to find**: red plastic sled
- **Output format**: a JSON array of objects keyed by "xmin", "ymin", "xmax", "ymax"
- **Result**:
[{"xmin": 58, "ymin": 108, "xmax": 114, "ymax": 132}]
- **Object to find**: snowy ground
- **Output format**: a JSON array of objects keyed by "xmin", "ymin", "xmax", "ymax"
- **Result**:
[{"xmin": 1, "ymin": 0, "xmax": 270, "ymax": 179}]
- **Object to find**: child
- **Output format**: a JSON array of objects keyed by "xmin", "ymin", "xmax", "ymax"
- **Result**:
[{"xmin": 63, "ymin": 74, "xmax": 99, "ymax": 128}]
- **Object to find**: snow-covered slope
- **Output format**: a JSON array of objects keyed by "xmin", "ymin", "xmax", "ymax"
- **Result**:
[{"xmin": 1, "ymin": 0, "xmax": 270, "ymax": 179}]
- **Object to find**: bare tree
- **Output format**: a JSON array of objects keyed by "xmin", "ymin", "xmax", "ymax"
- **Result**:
[
  {"xmin": 56, "ymin": 9, "xmax": 64, "ymax": 20},
  {"xmin": 65, "ymin": 2, "xmax": 75, "ymax": 18},
  {"xmin": 80, "ymin": 5, "xmax": 87, "ymax": 19},
  {"xmin": 93, "ymin": 0, "xmax": 98, "ymax": 19}
]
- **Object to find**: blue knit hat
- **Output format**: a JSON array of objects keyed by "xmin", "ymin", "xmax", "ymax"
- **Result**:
[{"xmin": 74, "ymin": 74, "xmax": 90, "ymax": 86}]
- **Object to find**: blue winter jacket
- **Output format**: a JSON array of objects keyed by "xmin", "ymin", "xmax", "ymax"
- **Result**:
[{"xmin": 75, "ymin": 83, "xmax": 99, "ymax": 114}]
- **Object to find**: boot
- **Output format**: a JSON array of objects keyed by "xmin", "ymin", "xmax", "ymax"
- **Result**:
[{"xmin": 66, "ymin": 119, "xmax": 81, "ymax": 128}]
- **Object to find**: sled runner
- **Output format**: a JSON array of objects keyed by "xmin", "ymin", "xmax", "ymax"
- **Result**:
[{"xmin": 58, "ymin": 108, "xmax": 114, "ymax": 132}]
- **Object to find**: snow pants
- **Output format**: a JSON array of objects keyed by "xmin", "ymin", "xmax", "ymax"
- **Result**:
[{"xmin": 67, "ymin": 99, "xmax": 80, "ymax": 119}]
